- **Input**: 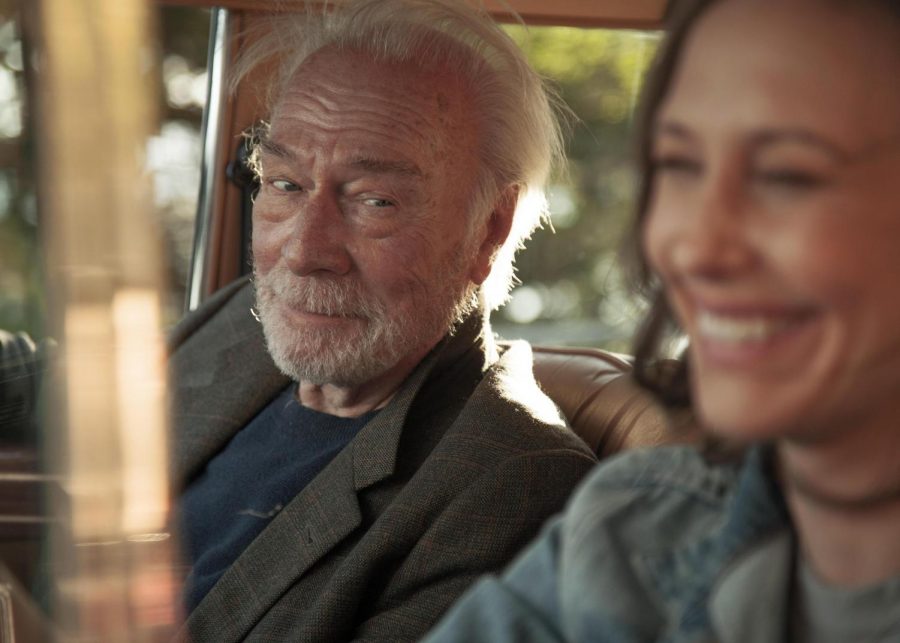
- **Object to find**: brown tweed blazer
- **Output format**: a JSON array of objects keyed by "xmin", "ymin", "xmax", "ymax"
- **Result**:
[{"xmin": 169, "ymin": 279, "xmax": 596, "ymax": 642}]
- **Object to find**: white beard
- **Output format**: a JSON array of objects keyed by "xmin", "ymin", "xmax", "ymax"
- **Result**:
[{"xmin": 253, "ymin": 256, "xmax": 477, "ymax": 387}]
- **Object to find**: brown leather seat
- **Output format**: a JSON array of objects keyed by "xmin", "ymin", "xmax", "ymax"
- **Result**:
[{"xmin": 530, "ymin": 345, "xmax": 681, "ymax": 458}]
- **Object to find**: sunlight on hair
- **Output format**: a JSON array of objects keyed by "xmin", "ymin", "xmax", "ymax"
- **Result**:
[
  {"xmin": 483, "ymin": 186, "xmax": 550, "ymax": 310},
  {"xmin": 495, "ymin": 342, "xmax": 566, "ymax": 428}
]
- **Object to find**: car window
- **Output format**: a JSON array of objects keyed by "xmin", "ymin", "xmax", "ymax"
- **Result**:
[
  {"xmin": 496, "ymin": 25, "xmax": 660, "ymax": 352},
  {"xmin": 153, "ymin": 7, "xmax": 210, "ymax": 326},
  {"xmin": 0, "ymin": 8, "xmax": 39, "ymax": 338}
]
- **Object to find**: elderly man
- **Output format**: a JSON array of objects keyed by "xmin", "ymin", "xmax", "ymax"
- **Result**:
[{"xmin": 170, "ymin": 0, "xmax": 596, "ymax": 640}]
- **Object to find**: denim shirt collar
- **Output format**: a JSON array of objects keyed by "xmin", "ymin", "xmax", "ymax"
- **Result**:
[
  {"xmin": 640, "ymin": 446, "xmax": 792, "ymax": 642},
  {"xmin": 707, "ymin": 446, "xmax": 793, "ymax": 643}
]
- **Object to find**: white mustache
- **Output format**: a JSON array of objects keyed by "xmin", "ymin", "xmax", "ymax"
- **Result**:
[{"xmin": 258, "ymin": 269, "xmax": 384, "ymax": 320}]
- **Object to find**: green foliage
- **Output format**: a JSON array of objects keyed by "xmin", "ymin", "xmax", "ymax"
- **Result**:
[
  {"xmin": 496, "ymin": 25, "xmax": 659, "ymax": 347},
  {"xmin": 0, "ymin": 209, "xmax": 43, "ymax": 335},
  {"xmin": 507, "ymin": 26, "xmax": 657, "ymax": 119},
  {"xmin": 0, "ymin": 9, "xmax": 41, "ymax": 336}
]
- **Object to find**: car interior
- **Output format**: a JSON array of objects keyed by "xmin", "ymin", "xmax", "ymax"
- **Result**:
[
  {"xmin": 182, "ymin": 0, "xmax": 678, "ymax": 457},
  {"xmin": 0, "ymin": 0, "xmax": 692, "ymax": 638}
]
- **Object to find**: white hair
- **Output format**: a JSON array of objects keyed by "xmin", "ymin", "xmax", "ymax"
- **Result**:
[{"xmin": 232, "ymin": 0, "xmax": 567, "ymax": 311}]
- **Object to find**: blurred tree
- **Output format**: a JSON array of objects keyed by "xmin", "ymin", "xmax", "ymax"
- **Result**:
[
  {"xmin": 154, "ymin": 6, "xmax": 209, "ymax": 324},
  {"xmin": 0, "ymin": 3, "xmax": 210, "ymax": 335},
  {"xmin": 498, "ymin": 25, "xmax": 660, "ymax": 350},
  {"xmin": 0, "ymin": 2, "xmax": 40, "ymax": 336}
]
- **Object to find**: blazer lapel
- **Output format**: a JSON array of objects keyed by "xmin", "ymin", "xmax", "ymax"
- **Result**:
[
  {"xmin": 170, "ymin": 285, "xmax": 289, "ymax": 492},
  {"xmin": 181, "ymin": 448, "xmax": 363, "ymax": 643}
]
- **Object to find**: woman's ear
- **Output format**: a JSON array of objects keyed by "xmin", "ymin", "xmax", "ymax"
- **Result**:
[{"xmin": 468, "ymin": 184, "xmax": 518, "ymax": 285}]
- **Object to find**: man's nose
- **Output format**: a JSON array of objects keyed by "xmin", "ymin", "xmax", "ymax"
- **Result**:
[{"xmin": 281, "ymin": 193, "xmax": 352, "ymax": 276}]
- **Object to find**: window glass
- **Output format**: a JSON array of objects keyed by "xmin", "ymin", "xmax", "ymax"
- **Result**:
[
  {"xmin": 0, "ymin": 8, "xmax": 39, "ymax": 337},
  {"xmin": 496, "ymin": 25, "xmax": 660, "ymax": 352},
  {"xmin": 0, "ymin": 6, "xmax": 209, "ymax": 335},
  {"xmin": 153, "ymin": 7, "xmax": 210, "ymax": 325}
]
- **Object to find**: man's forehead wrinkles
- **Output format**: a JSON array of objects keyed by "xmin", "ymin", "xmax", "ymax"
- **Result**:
[
  {"xmin": 280, "ymin": 67, "xmax": 450, "ymax": 121},
  {"xmin": 287, "ymin": 64, "xmax": 447, "ymax": 105},
  {"xmin": 270, "ymin": 106, "xmax": 445, "ymax": 161},
  {"xmin": 257, "ymin": 128, "xmax": 425, "ymax": 178},
  {"xmin": 279, "ymin": 90, "xmax": 439, "ymax": 135}
]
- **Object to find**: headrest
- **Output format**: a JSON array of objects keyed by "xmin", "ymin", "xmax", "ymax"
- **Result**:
[{"xmin": 530, "ymin": 345, "xmax": 685, "ymax": 458}]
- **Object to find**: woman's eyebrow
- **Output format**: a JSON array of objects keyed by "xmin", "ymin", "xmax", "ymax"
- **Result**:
[
  {"xmin": 653, "ymin": 121, "xmax": 855, "ymax": 163},
  {"xmin": 749, "ymin": 128, "xmax": 851, "ymax": 161},
  {"xmin": 652, "ymin": 121, "xmax": 697, "ymax": 143}
]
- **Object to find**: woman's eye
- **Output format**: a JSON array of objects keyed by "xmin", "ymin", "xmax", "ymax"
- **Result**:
[
  {"xmin": 270, "ymin": 179, "xmax": 300, "ymax": 193},
  {"xmin": 753, "ymin": 169, "xmax": 826, "ymax": 191},
  {"xmin": 652, "ymin": 155, "xmax": 702, "ymax": 177}
]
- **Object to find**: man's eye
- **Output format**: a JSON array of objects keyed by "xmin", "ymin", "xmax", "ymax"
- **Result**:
[
  {"xmin": 363, "ymin": 198, "xmax": 395, "ymax": 208},
  {"xmin": 271, "ymin": 179, "xmax": 301, "ymax": 192}
]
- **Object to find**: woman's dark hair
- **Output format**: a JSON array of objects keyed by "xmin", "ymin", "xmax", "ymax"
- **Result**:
[
  {"xmin": 626, "ymin": 0, "xmax": 900, "ymax": 411},
  {"xmin": 625, "ymin": 0, "xmax": 721, "ymax": 410}
]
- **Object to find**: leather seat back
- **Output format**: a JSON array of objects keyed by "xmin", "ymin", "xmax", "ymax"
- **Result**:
[{"xmin": 530, "ymin": 345, "xmax": 686, "ymax": 458}]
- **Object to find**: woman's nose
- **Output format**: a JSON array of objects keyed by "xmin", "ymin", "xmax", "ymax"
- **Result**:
[{"xmin": 646, "ymin": 169, "xmax": 758, "ymax": 283}]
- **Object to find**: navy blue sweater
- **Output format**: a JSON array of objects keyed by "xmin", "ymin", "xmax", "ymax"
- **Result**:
[{"xmin": 180, "ymin": 384, "xmax": 377, "ymax": 612}]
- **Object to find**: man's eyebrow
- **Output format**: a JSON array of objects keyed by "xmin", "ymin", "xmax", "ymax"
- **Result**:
[
  {"xmin": 257, "ymin": 137, "xmax": 296, "ymax": 160},
  {"xmin": 254, "ymin": 140, "xmax": 421, "ymax": 177},
  {"xmin": 350, "ymin": 157, "xmax": 423, "ymax": 178}
]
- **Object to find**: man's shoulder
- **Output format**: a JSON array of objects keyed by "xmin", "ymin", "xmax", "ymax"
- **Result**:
[
  {"xmin": 167, "ymin": 277, "xmax": 255, "ymax": 352},
  {"xmin": 454, "ymin": 338, "xmax": 596, "ymax": 460},
  {"xmin": 166, "ymin": 277, "xmax": 272, "ymax": 394},
  {"xmin": 403, "ymin": 335, "xmax": 596, "ymax": 508}
]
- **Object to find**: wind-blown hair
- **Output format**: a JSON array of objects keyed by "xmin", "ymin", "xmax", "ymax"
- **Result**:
[
  {"xmin": 623, "ymin": 0, "xmax": 715, "ymax": 410},
  {"xmin": 231, "ymin": 0, "xmax": 568, "ymax": 311}
]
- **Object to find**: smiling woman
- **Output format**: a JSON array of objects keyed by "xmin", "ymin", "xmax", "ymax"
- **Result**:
[{"xmin": 642, "ymin": 0, "xmax": 900, "ymax": 450}]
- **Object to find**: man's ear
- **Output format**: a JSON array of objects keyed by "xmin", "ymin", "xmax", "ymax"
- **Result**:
[{"xmin": 468, "ymin": 184, "xmax": 518, "ymax": 285}]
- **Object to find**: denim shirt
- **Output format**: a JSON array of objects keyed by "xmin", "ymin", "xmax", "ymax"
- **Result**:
[{"xmin": 424, "ymin": 446, "xmax": 793, "ymax": 643}]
